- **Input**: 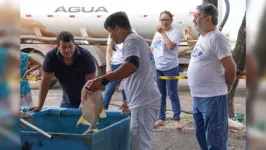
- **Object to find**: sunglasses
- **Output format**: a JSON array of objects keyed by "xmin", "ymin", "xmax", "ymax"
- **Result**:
[{"xmin": 159, "ymin": 19, "xmax": 171, "ymax": 22}]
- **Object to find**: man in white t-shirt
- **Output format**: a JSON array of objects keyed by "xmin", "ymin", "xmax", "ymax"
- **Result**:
[
  {"xmin": 86, "ymin": 11, "xmax": 161, "ymax": 150},
  {"xmin": 187, "ymin": 3, "xmax": 236, "ymax": 150}
]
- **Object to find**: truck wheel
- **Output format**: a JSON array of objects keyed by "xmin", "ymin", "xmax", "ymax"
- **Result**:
[
  {"xmin": 94, "ymin": 58, "xmax": 105, "ymax": 77},
  {"xmin": 28, "ymin": 52, "xmax": 57, "ymax": 89}
]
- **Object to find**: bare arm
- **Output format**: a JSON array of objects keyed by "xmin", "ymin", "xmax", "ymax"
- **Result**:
[
  {"xmin": 220, "ymin": 56, "xmax": 237, "ymax": 92},
  {"xmin": 38, "ymin": 72, "xmax": 53, "ymax": 107},
  {"xmin": 87, "ymin": 38, "xmax": 139, "ymax": 92},
  {"xmin": 87, "ymin": 62, "xmax": 137, "ymax": 92},
  {"xmin": 106, "ymin": 42, "xmax": 113, "ymax": 74},
  {"xmin": 160, "ymin": 32, "xmax": 177, "ymax": 50},
  {"xmin": 28, "ymin": 72, "xmax": 53, "ymax": 112},
  {"xmin": 86, "ymin": 72, "xmax": 96, "ymax": 81},
  {"xmin": 23, "ymin": 56, "xmax": 41, "ymax": 78},
  {"xmin": 157, "ymin": 25, "xmax": 177, "ymax": 50}
]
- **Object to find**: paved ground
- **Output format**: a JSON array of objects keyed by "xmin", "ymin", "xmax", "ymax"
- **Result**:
[{"xmin": 31, "ymin": 80, "xmax": 246, "ymax": 150}]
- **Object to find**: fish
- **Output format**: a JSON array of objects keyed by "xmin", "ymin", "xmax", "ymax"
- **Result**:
[{"xmin": 77, "ymin": 81, "xmax": 107, "ymax": 134}]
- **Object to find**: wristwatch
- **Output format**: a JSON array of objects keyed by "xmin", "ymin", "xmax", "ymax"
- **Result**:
[{"xmin": 101, "ymin": 77, "xmax": 109, "ymax": 85}]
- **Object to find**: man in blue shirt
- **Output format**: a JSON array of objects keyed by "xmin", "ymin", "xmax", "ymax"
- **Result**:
[{"xmin": 28, "ymin": 31, "xmax": 96, "ymax": 111}]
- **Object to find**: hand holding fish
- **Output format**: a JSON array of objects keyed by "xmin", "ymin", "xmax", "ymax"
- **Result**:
[{"xmin": 86, "ymin": 77, "xmax": 103, "ymax": 92}]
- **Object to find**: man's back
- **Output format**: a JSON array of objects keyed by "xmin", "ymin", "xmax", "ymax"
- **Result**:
[{"xmin": 122, "ymin": 33, "xmax": 161, "ymax": 109}]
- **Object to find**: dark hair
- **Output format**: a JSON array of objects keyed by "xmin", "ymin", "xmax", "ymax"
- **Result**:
[
  {"xmin": 160, "ymin": 11, "xmax": 173, "ymax": 21},
  {"xmin": 104, "ymin": 11, "xmax": 131, "ymax": 30},
  {"xmin": 196, "ymin": 3, "xmax": 218, "ymax": 25},
  {"xmin": 56, "ymin": 31, "xmax": 74, "ymax": 45}
]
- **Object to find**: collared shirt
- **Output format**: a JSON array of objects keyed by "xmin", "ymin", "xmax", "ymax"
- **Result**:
[{"xmin": 42, "ymin": 46, "xmax": 96, "ymax": 106}]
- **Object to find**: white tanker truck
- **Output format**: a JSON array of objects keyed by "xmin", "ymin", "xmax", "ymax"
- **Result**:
[{"xmin": 20, "ymin": 0, "xmax": 245, "ymax": 88}]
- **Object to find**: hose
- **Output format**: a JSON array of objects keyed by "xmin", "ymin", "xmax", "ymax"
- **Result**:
[{"xmin": 219, "ymin": 0, "xmax": 230, "ymax": 31}]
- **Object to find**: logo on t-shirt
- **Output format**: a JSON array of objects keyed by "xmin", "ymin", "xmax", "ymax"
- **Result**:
[
  {"xmin": 148, "ymin": 50, "xmax": 155, "ymax": 64},
  {"xmin": 153, "ymin": 39, "xmax": 166, "ymax": 57},
  {"xmin": 153, "ymin": 39, "xmax": 166, "ymax": 49},
  {"xmin": 115, "ymin": 44, "xmax": 123, "ymax": 51},
  {"xmin": 191, "ymin": 45, "xmax": 204, "ymax": 58}
]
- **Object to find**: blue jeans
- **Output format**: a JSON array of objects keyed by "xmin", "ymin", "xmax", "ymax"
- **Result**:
[
  {"xmin": 103, "ymin": 64, "xmax": 127, "ymax": 109},
  {"xmin": 156, "ymin": 66, "xmax": 181, "ymax": 121},
  {"xmin": 193, "ymin": 95, "xmax": 228, "ymax": 150}
]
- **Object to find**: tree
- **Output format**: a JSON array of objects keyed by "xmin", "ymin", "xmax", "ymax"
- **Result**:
[{"xmin": 228, "ymin": 13, "xmax": 246, "ymax": 118}]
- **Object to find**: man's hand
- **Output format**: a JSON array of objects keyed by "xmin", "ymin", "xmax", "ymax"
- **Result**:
[
  {"xmin": 27, "ymin": 106, "xmax": 42, "ymax": 112},
  {"xmin": 119, "ymin": 101, "xmax": 130, "ymax": 114},
  {"xmin": 86, "ymin": 77, "xmax": 104, "ymax": 92},
  {"xmin": 156, "ymin": 25, "xmax": 165, "ymax": 34}
]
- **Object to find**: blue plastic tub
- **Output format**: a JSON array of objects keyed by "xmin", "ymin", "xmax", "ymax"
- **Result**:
[{"xmin": 20, "ymin": 107, "xmax": 130, "ymax": 150}]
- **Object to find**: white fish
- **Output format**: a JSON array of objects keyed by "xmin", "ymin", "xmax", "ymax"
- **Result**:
[{"xmin": 77, "ymin": 81, "xmax": 107, "ymax": 134}]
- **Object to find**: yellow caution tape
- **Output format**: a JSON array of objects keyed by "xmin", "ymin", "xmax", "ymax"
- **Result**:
[
  {"xmin": 20, "ymin": 78, "xmax": 40, "ymax": 81},
  {"xmin": 157, "ymin": 76, "xmax": 247, "ymax": 80},
  {"xmin": 19, "ymin": 77, "xmax": 57, "ymax": 81},
  {"xmin": 4, "ymin": 77, "xmax": 56, "ymax": 83},
  {"xmin": 157, "ymin": 76, "xmax": 187, "ymax": 80},
  {"xmin": 0, "ymin": 75, "xmax": 252, "ymax": 82},
  {"xmin": 236, "ymin": 76, "xmax": 246, "ymax": 79}
]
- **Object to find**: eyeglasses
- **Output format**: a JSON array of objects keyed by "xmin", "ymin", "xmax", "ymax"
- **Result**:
[
  {"xmin": 159, "ymin": 19, "xmax": 171, "ymax": 22},
  {"xmin": 194, "ymin": 14, "xmax": 208, "ymax": 20}
]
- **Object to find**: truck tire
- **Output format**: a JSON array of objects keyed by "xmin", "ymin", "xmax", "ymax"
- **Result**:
[
  {"xmin": 28, "ymin": 52, "xmax": 57, "ymax": 89},
  {"xmin": 94, "ymin": 58, "xmax": 105, "ymax": 77}
]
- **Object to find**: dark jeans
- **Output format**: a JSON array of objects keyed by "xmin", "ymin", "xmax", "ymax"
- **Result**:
[
  {"xmin": 193, "ymin": 95, "xmax": 228, "ymax": 150},
  {"xmin": 103, "ymin": 64, "xmax": 127, "ymax": 109},
  {"xmin": 156, "ymin": 66, "xmax": 181, "ymax": 121},
  {"xmin": 60, "ymin": 101, "xmax": 79, "ymax": 108}
]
